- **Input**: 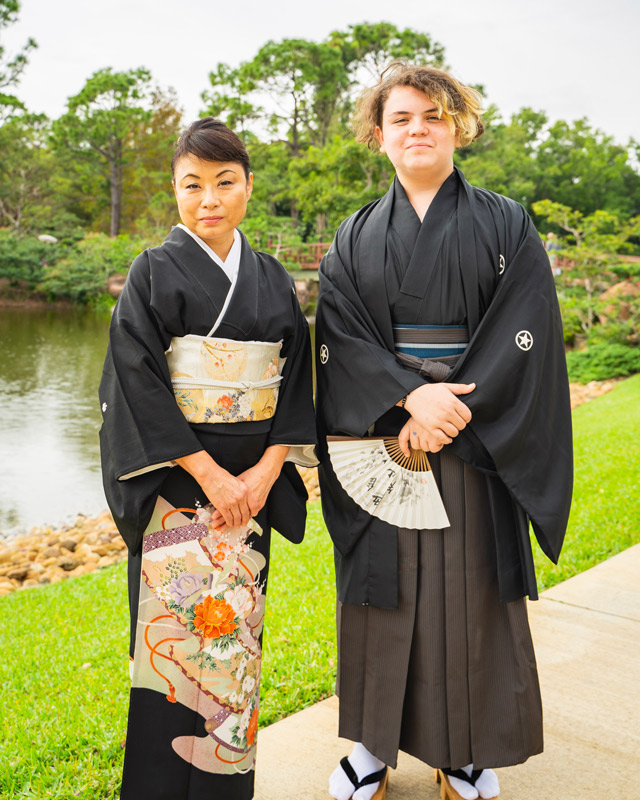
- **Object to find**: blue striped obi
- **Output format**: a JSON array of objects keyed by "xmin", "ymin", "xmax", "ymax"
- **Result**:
[{"xmin": 394, "ymin": 324, "xmax": 469, "ymax": 382}]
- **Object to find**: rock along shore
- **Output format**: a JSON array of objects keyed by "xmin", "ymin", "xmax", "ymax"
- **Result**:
[{"xmin": 0, "ymin": 467, "xmax": 321, "ymax": 597}]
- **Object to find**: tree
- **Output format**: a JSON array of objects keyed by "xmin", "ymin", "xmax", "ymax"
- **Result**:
[
  {"xmin": 201, "ymin": 63, "xmax": 261, "ymax": 140},
  {"xmin": 0, "ymin": 0, "xmax": 36, "ymax": 118},
  {"xmin": 289, "ymin": 135, "xmax": 393, "ymax": 237},
  {"xmin": 533, "ymin": 199, "xmax": 640, "ymax": 339},
  {"xmin": 458, "ymin": 109, "xmax": 640, "ymax": 217},
  {"xmin": 120, "ymin": 87, "xmax": 183, "ymax": 236},
  {"xmin": 52, "ymin": 67, "xmax": 152, "ymax": 237},
  {"xmin": 241, "ymin": 39, "xmax": 348, "ymax": 154},
  {"xmin": 0, "ymin": 112, "xmax": 50, "ymax": 232},
  {"xmin": 535, "ymin": 119, "xmax": 640, "ymax": 217},
  {"xmin": 456, "ymin": 107, "xmax": 546, "ymax": 209},
  {"xmin": 329, "ymin": 21, "xmax": 446, "ymax": 81}
]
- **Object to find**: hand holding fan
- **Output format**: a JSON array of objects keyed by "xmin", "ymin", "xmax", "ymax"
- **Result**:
[{"xmin": 326, "ymin": 436, "xmax": 450, "ymax": 530}]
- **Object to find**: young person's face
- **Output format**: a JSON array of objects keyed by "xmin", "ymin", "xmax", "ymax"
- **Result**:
[{"xmin": 375, "ymin": 85, "xmax": 458, "ymax": 182}]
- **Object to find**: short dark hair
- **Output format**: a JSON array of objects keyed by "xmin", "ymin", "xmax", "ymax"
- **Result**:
[{"xmin": 171, "ymin": 117, "xmax": 251, "ymax": 179}]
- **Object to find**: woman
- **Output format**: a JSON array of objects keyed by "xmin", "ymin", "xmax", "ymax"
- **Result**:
[
  {"xmin": 99, "ymin": 117, "xmax": 317, "ymax": 800},
  {"xmin": 316, "ymin": 63, "xmax": 572, "ymax": 800}
]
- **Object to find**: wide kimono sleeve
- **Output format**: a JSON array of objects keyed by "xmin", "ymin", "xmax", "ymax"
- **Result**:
[
  {"xmin": 316, "ymin": 217, "xmax": 424, "ymax": 437},
  {"xmin": 266, "ymin": 277, "xmax": 317, "ymax": 467},
  {"xmin": 450, "ymin": 203, "xmax": 573, "ymax": 566},
  {"xmin": 99, "ymin": 251, "xmax": 204, "ymax": 551}
]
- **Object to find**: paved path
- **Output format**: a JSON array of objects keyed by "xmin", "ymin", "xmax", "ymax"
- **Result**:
[{"xmin": 255, "ymin": 544, "xmax": 640, "ymax": 799}]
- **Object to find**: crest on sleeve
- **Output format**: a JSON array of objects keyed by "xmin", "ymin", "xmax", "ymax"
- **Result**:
[
  {"xmin": 515, "ymin": 330, "xmax": 533, "ymax": 351},
  {"xmin": 498, "ymin": 254, "xmax": 506, "ymax": 275}
]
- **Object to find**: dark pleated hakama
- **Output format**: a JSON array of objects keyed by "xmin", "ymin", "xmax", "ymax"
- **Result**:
[{"xmin": 337, "ymin": 447, "xmax": 543, "ymax": 771}]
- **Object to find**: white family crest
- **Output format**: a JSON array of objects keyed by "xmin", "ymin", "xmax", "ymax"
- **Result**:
[
  {"xmin": 498, "ymin": 255, "xmax": 505, "ymax": 275},
  {"xmin": 319, "ymin": 344, "xmax": 329, "ymax": 364},
  {"xmin": 515, "ymin": 330, "xmax": 533, "ymax": 351}
]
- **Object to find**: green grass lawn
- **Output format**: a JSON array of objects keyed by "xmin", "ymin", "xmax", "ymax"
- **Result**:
[
  {"xmin": 1, "ymin": 375, "xmax": 638, "ymax": 798},
  {"xmin": 532, "ymin": 373, "xmax": 640, "ymax": 589}
]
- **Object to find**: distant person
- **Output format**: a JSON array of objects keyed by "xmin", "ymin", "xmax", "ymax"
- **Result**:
[
  {"xmin": 99, "ymin": 118, "xmax": 317, "ymax": 800},
  {"xmin": 316, "ymin": 62, "xmax": 573, "ymax": 800},
  {"xmin": 545, "ymin": 232, "xmax": 562, "ymax": 276}
]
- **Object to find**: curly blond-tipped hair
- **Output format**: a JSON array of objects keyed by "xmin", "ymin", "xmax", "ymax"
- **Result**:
[{"xmin": 353, "ymin": 60, "xmax": 484, "ymax": 149}]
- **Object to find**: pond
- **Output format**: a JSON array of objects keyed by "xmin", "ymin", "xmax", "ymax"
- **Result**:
[
  {"xmin": 0, "ymin": 307, "xmax": 317, "ymax": 536},
  {"xmin": 0, "ymin": 309, "xmax": 111, "ymax": 535}
]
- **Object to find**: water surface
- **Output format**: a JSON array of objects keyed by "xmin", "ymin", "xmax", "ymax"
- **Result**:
[{"xmin": 0, "ymin": 309, "xmax": 110, "ymax": 535}]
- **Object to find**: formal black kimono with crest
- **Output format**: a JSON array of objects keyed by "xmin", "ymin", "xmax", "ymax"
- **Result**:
[
  {"xmin": 315, "ymin": 168, "xmax": 572, "ymax": 770},
  {"xmin": 100, "ymin": 226, "xmax": 316, "ymax": 800}
]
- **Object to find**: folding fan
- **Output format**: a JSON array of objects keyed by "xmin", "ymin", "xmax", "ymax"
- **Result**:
[{"xmin": 326, "ymin": 436, "xmax": 450, "ymax": 530}]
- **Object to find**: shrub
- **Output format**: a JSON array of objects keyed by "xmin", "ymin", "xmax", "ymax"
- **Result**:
[
  {"xmin": 0, "ymin": 230, "xmax": 62, "ymax": 287},
  {"xmin": 38, "ymin": 233, "xmax": 149, "ymax": 304},
  {"xmin": 566, "ymin": 342, "xmax": 640, "ymax": 383}
]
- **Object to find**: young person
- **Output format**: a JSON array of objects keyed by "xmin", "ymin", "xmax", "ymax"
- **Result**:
[
  {"xmin": 316, "ymin": 62, "xmax": 572, "ymax": 800},
  {"xmin": 100, "ymin": 118, "xmax": 317, "ymax": 800}
]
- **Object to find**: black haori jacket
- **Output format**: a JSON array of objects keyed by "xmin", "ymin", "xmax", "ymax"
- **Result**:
[{"xmin": 316, "ymin": 169, "xmax": 573, "ymax": 608}]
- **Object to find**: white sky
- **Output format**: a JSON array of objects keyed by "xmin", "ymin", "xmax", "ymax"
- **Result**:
[{"xmin": 3, "ymin": 0, "xmax": 639, "ymax": 145}]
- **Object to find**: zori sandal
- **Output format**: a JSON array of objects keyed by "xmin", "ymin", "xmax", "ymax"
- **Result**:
[
  {"xmin": 333, "ymin": 757, "xmax": 389, "ymax": 800},
  {"xmin": 435, "ymin": 767, "xmax": 486, "ymax": 800}
]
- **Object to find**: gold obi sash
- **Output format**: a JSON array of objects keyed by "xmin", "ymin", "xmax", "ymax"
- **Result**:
[{"xmin": 165, "ymin": 335, "xmax": 285, "ymax": 424}]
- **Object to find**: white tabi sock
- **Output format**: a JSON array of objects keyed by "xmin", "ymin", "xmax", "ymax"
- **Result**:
[
  {"xmin": 448, "ymin": 764, "xmax": 479, "ymax": 800},
  {"xmin": 329, "ymin": 742, "xmax": 386, "ymax": 800},
  {"xmin": 475, "ymin": 768, "xmax": 500, "ymax": 798}
]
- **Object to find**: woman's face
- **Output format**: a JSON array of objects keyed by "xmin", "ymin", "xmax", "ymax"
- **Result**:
[
  {"xmin": 375, "ymin": 85, "xmax": 458, "ymax": 183},
  {"xmin": 173, "ymin": 153, "xmax": 253, "ymax": 254}
]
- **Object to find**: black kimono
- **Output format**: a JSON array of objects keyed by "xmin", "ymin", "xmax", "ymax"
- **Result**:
[
  {"xmin": 99, "ymin": 227, "xmax": 316, "ymax": 800},
  {"xmin": 315, "ymin": 169, "xmax": 572, "ymax": 769}
]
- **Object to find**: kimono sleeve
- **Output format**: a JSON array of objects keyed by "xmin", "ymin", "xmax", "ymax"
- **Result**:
[
  {"xmin": 266, "ymin": 279, "xmax": 317, "ymax": 467},
  {"xmin": 99, "ymin": 250, "xmax": 203, "ymax": 478},
  {"xmin": 450, "ymin": 212, "xmax": 573, "ymax": 564},
  {"xmin": 99, "ymin": 251, "xmax": 203, "ymax": 550},
  {"xmin": 316, "ymin": 233, "xmax": 424, "ymax": 437}
]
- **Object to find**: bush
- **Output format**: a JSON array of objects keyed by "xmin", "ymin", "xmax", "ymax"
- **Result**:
[
  {"xmin": 0, "ymin": 230, "xmax": 62, "ymax": 287},
  {"xmin": 566, "ymin": 342, "xmax": 640, "ymax": 383},
  {"xmin": 38, "ymin": 233, "xmax": 149, "ymax": 304}
]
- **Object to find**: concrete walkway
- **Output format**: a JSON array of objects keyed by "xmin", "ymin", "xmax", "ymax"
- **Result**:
[{"xmin": 255, "ymin": 545, "xmax": 640, "ymax": 799}]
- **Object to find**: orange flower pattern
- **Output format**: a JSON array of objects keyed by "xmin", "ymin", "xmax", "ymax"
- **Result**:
[
  {"xmin": 216, "ymin": 394, "xmax": 233, "ymax": 410},
  {"xmin": 193, "ymin": 596, "xmax": 238, "ymax": 639},
  {"xmin": 137, "ymin": 501, "xmax": 267, "ymax": 774},
  {"xmin": 246, "ymin": 708, "xmax": 259, "ymax": 747}
]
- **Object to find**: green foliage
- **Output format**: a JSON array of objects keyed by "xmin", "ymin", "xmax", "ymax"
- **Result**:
[
  {"xmin": 0, "ymin": 0, "xmax": 36, "ymax": 118},
  {"xmin": 459, "ymin": 111, "xmax": 640, "ymax": 217},
  {"xmin": 38, "ymin": 233, "xmax": 147, "ymax": 303},
  {"xmin": 535, "ymin": 200, "xmax": 640, "ymax": 343},
  {"xmin": 0, "ymin": 228, "xmax": 61, "ymax": 286},
  {"xmin": 565, "ymin": 343, "xmax": 640, "ymax": 383},
  {"xmin": 533, "ymin": 374, "xmax": 640, "ymax": 589},
  {"xmin": 288, "ymin": 135, "xmax": 393, "ymax": 237},
  {"xmin": 120, "ymin": 87, "xmax": 183, "ymax": 236},
  {"xmin": 1, "ymin": 27, "xmax": 639, "ymax": 304},
  {"xmin": 52, "ymin": 68, "xmax": 153, "ymax": 237}
]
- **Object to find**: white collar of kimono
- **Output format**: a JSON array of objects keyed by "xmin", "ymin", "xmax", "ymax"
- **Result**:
[{"xmin": 176, "ymin": 223, "xmax": 241, "ymax": 284}]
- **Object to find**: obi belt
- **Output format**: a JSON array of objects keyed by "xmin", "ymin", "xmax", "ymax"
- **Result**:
[
  {"xmin": 394, "ymin": 324, "xmax": 468, "ymax": 382},
  {"xmin": 166, "ymin": 335, "xmax": 285, "ymax": 424}
]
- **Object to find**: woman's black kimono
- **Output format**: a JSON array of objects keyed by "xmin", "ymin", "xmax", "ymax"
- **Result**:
[
  {"xmin": 315, "ymin": 169, "xmax": 572, "ymax": 769},
  {"xmin": 99, "ymin": 226, "xmax": 316, "ymax": 800}
]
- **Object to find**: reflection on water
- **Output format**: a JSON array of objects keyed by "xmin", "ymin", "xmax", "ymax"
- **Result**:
[{"xmin": 0, "ymin": 309, "xmax": 111, "ymax": 534}]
